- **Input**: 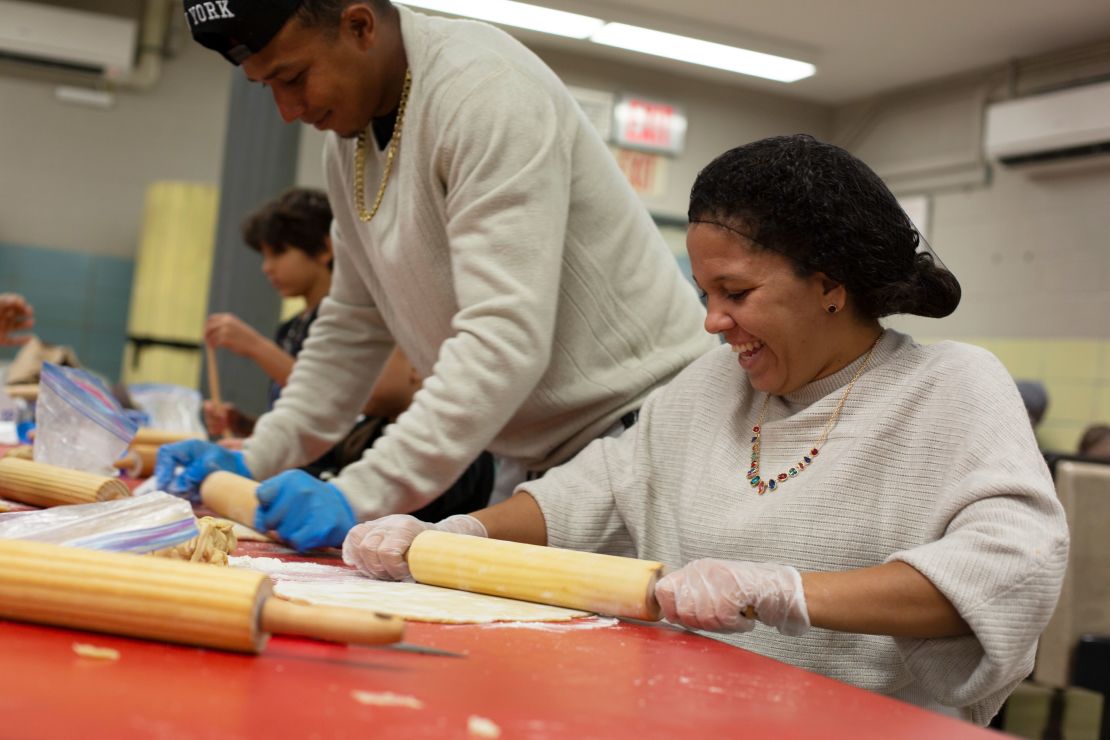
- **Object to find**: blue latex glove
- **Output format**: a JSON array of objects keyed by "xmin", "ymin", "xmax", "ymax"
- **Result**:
[
  {"xmin": 154, "ymin": 439, "xmax": 251, "ymax": 502},
  {"xmin": 255, "ymin": 470, "xmax": 357, "ymax": 552}
]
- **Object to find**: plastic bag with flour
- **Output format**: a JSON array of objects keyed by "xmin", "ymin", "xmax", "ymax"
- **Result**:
[{"xmin": 34, "ymin": 362, "xmax": 137, "ymax": 476}]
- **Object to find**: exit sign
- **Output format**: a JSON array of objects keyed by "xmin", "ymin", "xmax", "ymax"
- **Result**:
[{"xmin": 613, "ymin": 96, "xmax": 686, "ymax": 155}]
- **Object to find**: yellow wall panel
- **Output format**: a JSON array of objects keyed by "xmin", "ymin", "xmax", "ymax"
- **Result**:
[
  {"xmin": 1042, "ymin": 340, "xmax": 1100, "ymax": 382},
  {"xmin": 122, "ymin": 182, "xmax": 218, "ymax": 387}
]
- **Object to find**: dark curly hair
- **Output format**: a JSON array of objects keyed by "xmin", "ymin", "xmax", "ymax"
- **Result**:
[
  {"xmin": 241, "ymin": 188, "xmax": 333, "ymax": 267},
  {"xmin": 688, "ymin": 134, "xmax": 961, "ymax": 319},
  {"xmin": 295, "ymin": 0, "xmax": 394, "ymax": 31}
]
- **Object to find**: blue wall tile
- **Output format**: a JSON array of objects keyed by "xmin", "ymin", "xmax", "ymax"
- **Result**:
[{"xmin": 0, "ymin": 242, "xmax": 133, "ymax": 383}]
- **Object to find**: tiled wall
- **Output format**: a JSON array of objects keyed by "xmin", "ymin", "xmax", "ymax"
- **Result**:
[
  {"xmin": 920, "ymin": 336, "xmax": 1110, "ymax": 455},
  {"xmin": 0, "ymin": 242, "xmax": 133, "ymax": 384}
]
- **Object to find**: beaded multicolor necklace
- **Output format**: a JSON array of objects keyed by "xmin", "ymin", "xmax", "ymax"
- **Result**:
[
  {"xmin": 354, "ymin": 68, "xmax": 412, "ymax": 223},
  {"xmin": 746, "ymin": 335, "xmax": 881, "ymax": 495}
]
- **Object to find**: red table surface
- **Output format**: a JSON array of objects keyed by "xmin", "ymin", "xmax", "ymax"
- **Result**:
[
  {"xmin": 0, "ymin": 466, "xmax": 1004, "ymax": 739},
  {"xmin": 0, "ymin": 555, "xmax": 1005, "ymax": 739}
]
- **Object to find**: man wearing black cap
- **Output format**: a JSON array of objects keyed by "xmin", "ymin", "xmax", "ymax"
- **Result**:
[{"xmin": 160, "ymin": 0, "xmax": 715, "ymax": 551}]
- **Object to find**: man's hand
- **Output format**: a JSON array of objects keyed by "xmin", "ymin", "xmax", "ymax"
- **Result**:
[
  {"xmin": 154, "ymin": 439, "xmax": 252, "ymax": 501},
  {"xmin": 255, "ymin": 470, "xmax": 358, "ymax": 552}
]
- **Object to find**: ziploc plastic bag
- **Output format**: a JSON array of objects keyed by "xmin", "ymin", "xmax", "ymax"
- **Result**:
[
  {"xmin": 0, "ymin": 491, "xmax": 198, "ymax": 553},
  {"xmin": 127, "ymin": 383, "xmax": 205, "ymax": 435},
  {"xmin": 34, "ymin": 362, "xmax": 137, "ymax": 477}
]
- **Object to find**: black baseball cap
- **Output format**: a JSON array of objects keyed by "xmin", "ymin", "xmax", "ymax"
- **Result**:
[{"xmin": 183, "ymin": 0, "xmax": 305, "ymax": 65}]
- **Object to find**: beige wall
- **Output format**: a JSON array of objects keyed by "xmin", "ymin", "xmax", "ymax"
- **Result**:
[
  {"xmin": 850, "ymin": 67, "xmax": 1110, "ymax": 453},
  {"xmin": 893, "ymin": 159, "xmax": 1110, "ymax": 452},
  {"xmin": 0, "ymin": 40, "xmax": 231, "ymax": 257}
]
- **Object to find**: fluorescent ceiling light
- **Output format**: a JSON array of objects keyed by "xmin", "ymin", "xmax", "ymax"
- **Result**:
[
  {"xmin": 590, "ymin": 23, "xmax": 815, "ymax": 83},
  {"xmin": 395, "ymin": 0, "xmax": 603, "ymax": 39}
]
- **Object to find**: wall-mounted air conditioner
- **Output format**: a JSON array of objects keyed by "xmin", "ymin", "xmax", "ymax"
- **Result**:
[
  {"xmin": 0, "ymin": 0, "xmax": 137, "ymax": 80},
  {"xmin": 984, "ymin": 79, "xmax": 1110, "ymax": 169}
]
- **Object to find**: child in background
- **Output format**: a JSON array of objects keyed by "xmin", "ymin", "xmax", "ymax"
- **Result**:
[{"xmin": 205, "ymin": 188, "xmax": 492, "ymax": 519}]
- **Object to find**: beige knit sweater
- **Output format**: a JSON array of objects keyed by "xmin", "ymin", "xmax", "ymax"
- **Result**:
[
  {"xmin": 526, "ymin": 330, "xmax": 1069, "ymax": 725},
  {"xmin": 243, "ymin": 7, "xmax": 715, "ymax": 518}
]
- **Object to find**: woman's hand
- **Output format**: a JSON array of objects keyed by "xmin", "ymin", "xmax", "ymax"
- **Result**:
[
  {"xmin": 343, "ymin": 514, "xmax": 488, "ymax": 581},
  {"xmin": 205, "ymin": 313, "xmax": 265, "ymax": 358},
  {"xmin": 655, "ymin": 559, "xmax": 810, "ymax": 636}
]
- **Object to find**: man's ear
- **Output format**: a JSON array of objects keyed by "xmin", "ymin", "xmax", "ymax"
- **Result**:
[
  {"xmin": 317, "ymin": 236, "xmax": 333, "ymax": 267},
  {"xmin": 343, "ymin": 3, "xmax": 378, "ymax": 49}
]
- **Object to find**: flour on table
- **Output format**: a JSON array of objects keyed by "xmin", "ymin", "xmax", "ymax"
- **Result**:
[
  {"xmin": 467, "ymin": 715, "xmax": 502, "ymax": 738},
  {"xmin": 230, "ymin": 556, "xmax": 591, "ymax": 624},
  {"xmin": 350, "ymin": 690, "xmax": 424, "ymax": 709},
  {"xmin": 72, "ymin": 642, "xmax": 120, "ymax": 661}
]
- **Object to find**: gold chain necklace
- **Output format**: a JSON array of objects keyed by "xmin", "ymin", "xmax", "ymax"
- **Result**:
[
  {"xmin": 746, "ymin": 334, "xmax": 881, "ymax": 495},
  {"xmin": 354, "ymin": 68, "xmax": 412, "ymax": 223}
]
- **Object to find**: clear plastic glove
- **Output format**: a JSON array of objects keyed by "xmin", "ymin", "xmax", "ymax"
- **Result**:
[
  {"xmin": 255, "ymin": 470, "xmax": 357, "ymax": 552},
  {"xmin": 342, "ymin": 514, "xmax": 488, "ymax": 581},
  {"xmin": 655, "ymin": 559, "xmax": 810, "ymax": 636},
  {"xmin": 154, "ymin": 439, "xmax": 251, "ymax": 501}
]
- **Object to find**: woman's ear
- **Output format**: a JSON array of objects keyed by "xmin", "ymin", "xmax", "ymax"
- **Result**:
[
  {"xmin": 318, "ymin": 236, "xmax": 334, "ymax": 266},
  {"xmin": 818, "ymin": 274, "xmax": 847, "ymax": 314}
]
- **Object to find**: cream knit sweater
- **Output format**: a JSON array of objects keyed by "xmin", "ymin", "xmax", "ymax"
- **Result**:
[
  {"xmin": 243, "ymin": 7, "xmax": 715, "ymax": 518},
  {"xmin": 526, "ymin": 330, "xmax": 1068, "ymax": 725}
]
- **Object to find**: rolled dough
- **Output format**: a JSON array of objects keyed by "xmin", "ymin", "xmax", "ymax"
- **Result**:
[{"xmin": 230, "ymin": 555, "xmax": 591, "ymax": 624}]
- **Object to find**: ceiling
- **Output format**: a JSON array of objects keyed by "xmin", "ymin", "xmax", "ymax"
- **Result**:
[
  {"xmin": 508, "ymin": 0, "xmax": 1110, "ymax": 103},
  {"xmin": 38, "ymin": 0, "xmax": 1110, "ymax": 105}
]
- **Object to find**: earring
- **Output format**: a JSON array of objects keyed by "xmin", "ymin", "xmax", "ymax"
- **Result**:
[{"xmin": 827, "ymin": 305, "xmax": 838, "ymax": 314}]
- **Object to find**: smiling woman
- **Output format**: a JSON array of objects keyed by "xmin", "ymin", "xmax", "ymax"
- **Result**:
[
  {"xmin": 685, "ymin": 134, "xmax": 959, "ymax": 396},
  {"xmin": 344, "ymin": 134, "xmax": 1069, "ymax": 727}
]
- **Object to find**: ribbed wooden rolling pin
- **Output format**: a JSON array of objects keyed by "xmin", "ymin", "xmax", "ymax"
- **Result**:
[
  {"xmin": 408, "ymin": 530, "xmax": 665, "ymax": 621},
  {"xmin": 0, "ymin": 538, "xmax": 404, "ymax": 653},
  {"xmin": 0, "ymin": 457, "xmax": 130, "ymax": 507}
]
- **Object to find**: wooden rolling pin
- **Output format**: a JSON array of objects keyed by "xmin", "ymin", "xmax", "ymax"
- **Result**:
[
  {"xmin": 132, "ymin": 428, "xmax": 203, "ymax": 448},
  {"xmin": 113, "ymin": 443, "xmax": 159, "ymax": 478},
  {"xmin": 200, "ymin": 471, "xmax": 260, "ymax": 528},
  {"xmin": 0, "ymin": 538, "xmax": 404, "ymax": 652},
  {"xmin": 200, "ymin": 480, "xmax": 750, "ymax": 622},
  {"xmin": 408, "ymin": 530, "xmax": 664, "ymax": 621},
  {"xmin": 0, "ymin": 457, "xmax": 130, "ymax": 507}
]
